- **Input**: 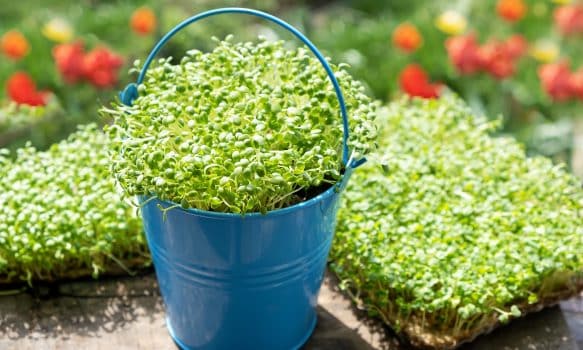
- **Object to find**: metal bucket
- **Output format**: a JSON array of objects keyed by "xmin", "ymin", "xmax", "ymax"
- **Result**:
[
  {"xmin": 118, "ymin": 7, "xmax": 365, "ymax": 350},
  {"xmin": 140, "ymin": 185, "xmax": 341, "ymax": 349}
]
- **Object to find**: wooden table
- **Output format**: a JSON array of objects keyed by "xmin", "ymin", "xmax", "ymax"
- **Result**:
[{"xmin": 0, "ymin": 271, "xmax": 580, "ymax": 350}]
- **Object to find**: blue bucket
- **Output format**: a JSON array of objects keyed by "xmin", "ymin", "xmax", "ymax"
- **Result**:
[{"xmin": 119, "ymin": 8, "xmax": 365, "ymax": 350}]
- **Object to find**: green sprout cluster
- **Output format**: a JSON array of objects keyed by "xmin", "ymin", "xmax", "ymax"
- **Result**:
[
  {"xmin": 0, "ymin": 124, "xmax": 147, "ymax": 285},
  {"xmin": 0, "ymin": 103, "xmax": 48, "ymax": 134},
  {"xmin": 331, "ymin": 96, "xmax": 583, "ymax": 349},
  {"xmin": 103, "ymin": 37, "xmax": 378, "ymax": 214}
]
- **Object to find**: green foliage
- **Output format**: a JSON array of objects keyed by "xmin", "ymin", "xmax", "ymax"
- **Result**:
[
  {"xmin": 308, "ymin": 1, "xmax": 583, "ymax": 162},
  {"xmin": 0, "ymin": 124, "xmax": 147, "ymax": 285},
  {"xmin": 0, "ymin": 103, "xmax": 47, "ymax": 134},
  {"xmin": 0, "ymin": 103, "xmax": 73, "ymax": 152},
  {"xmin": 331, "ymin": 96, "xmax": 583, "ymax": 346},
  {"xmin": 103, "ymin": 37, "xmax": 378, "ymax": 213},
  {"xmin": 0, "ymin": 0, "xmax": 278, "ymax": 150}
]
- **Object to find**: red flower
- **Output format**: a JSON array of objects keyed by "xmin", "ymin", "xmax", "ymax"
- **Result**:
[
  {"xmin": 568, "ymin": 68, "xmax": 583, "ymax": 100},
  {"xmin": 82, "ymin": 46, "xmax": 124, "ymax": 88},
  {"xmin": 504, "ymin": 34, "xmax": 528, "ymax": 59},
  {"xmin": 6, "ymin": 72, "xmax": 50, "ymax": 106},
  {"xmin": 53, "ymin": 41, "xmax": 124, "ymax": 88},
  {"xmin": 53, "ymin": 41, "xmax": 85, "ymax": 83},
  {"xmin": 130, "ymin": 7, "xmax": 157, "ymax": 35},
  {"xmin": 538, "ymin": 61, "xmax": 573, "ymax": 101},
  {"xmin": 445, "ymin": 34, "xmax": 482, "ymax": 74},
  {"xmin": 447, "ymin": 34, "xmax": 526, "ymax": 79},
  {"xmin": 477, "ymin": 40, "xmax": 515, "ymax": 79},
  {"xmin": 399, "ymin": 64, "xmax": 441, "ymax": 99},
  {"xmin": 496, "ymin": 0, "xmax": 527, "ymax": 22},
  {"xmin": 554, "ymin": 4, "xmax": 583, "ymax": 36},
  {"xmin": 392, "ymin": 23, "xmax": 422, "ymax": 53},
  {"xmin": 1, "ymin": 30, "xmax": 29, "ymax": 60}
]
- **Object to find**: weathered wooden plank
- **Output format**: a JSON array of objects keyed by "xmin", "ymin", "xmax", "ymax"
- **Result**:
[{"xmin": 0, "ymin": 273, "xmax": 579, "ymax": 350}]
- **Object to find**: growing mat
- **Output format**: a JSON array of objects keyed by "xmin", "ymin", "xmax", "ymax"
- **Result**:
[
  {"xmin": 331, "ymin": 97, "xmax": 583, "ymax": 349},
  {"xmin": 0, "ymin": 124, "xmax": 148, "ymax": 285}
]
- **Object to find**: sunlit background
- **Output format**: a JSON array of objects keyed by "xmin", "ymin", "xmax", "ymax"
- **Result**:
[{"xmin": 1, "ymin": 0, "xmax": 582, "ymax": 173}]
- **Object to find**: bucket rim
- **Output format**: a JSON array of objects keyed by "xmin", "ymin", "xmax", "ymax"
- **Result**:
[{"xmin": 140, "ymin": 175, "xmax": 345, "ymax": 219}]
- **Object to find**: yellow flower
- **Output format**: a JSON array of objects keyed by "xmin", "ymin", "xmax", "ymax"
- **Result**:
[
  {"xmin": 530, "ymin": 41, "xmax": 559, "ymax": 63},
  {"xmin": 435, "ymin": 10, "xmax": 468, "ymax": 35},
  {"xmin": 42, "ymin": 18, "xmax": 73, "ymax": 43}
]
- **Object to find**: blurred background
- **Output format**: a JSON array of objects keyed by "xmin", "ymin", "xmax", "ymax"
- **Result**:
[{"xmin": 1, "ymin": 0, "xmax": 582, "ymax": 175}]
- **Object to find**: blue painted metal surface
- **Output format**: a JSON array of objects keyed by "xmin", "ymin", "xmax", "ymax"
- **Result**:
[
  {"xmin": 120, "ymin": 7, "xmax": 364, "ymax": 350},
  {"xmin": 140, "ymin": 183, "xmax": 341, "ymax": 349}
]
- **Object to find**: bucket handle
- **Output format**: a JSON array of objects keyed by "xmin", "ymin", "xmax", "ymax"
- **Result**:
[{"xmin": 119, "ymin": 7, "xmax": 365, "ymax": 169}]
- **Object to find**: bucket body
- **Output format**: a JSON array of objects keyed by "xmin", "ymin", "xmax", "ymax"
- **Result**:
[
  {"xmin": 124, "ymin": 8, "xmax": 361, "ymax": 349},
  {"xmin": 139, "ymin": 185, "xmax": 341, "ymax": 350}
]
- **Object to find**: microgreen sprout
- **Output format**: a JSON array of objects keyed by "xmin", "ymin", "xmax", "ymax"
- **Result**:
[
  {"xmin": 102, "ymin": 37, "xmax": 378, "ymax": 214},
  {"xmin": 0, "ymin": 124, "xmax": 147, "ymax": 285},
  {"xmin": 0, "ymin": 103, "xmax": 49, "ymax": 134},
  {"xmin": 331, "ymin": 96, "xmax": 583, "ymax": 349}
]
